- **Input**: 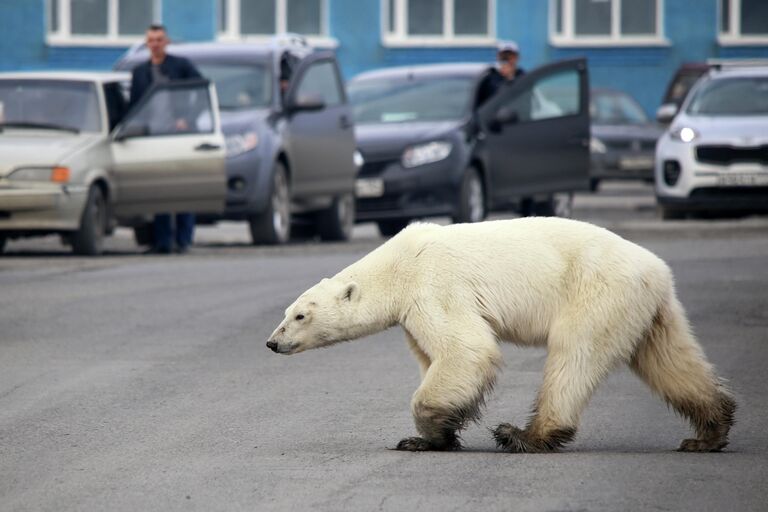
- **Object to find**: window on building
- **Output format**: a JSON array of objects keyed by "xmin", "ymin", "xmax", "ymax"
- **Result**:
[
  {"xmin": 719, "ymin": 0, "xmax": 768, "ymax": 44},
  {"xmin": 47, "ymin": 0, "xmax": 161, "ymax": 43},
  {"xmin": 550, "ymin": 0, "xmax": 665, "ymax": 46},
  {"xmin": 383, "ymin": 0, "xmax": 495, "ymax": 45},
  {"xmin": 218, "ymin": 0, "xmax": 328, "ymax": 39}
]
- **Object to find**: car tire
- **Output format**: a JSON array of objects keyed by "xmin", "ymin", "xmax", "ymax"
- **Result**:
[
  {"xmin": 589, "ymin": 178, "xmax": 600, "ymax": 193},
  {"xmin": 377, "ymin": 219, "xmax": 410, "ymax": 237},
  {"xmin": 133, "ymin": 222, "xmax": 154, "ymax": 247},
  {"xmin": 249, "ymin": 162, "xmax": 291, "ymax": 245},
  {"xmin": 0, "ymin": 235, "xmax": 6, "ymax": 254},
  {"xmin": 524, "ymin": 192, "xmax": 574, "ymax": 218},
  {"xmin": 318, "ymin": 193, "xmax": 355, "ymax": 242},
  {"xmin": 72, "ymin": 185, "xmax": 107, "ymax": 256},
  {"xmin": 452, "ymin": 166, "xmax": 486, "ymax": 224}
]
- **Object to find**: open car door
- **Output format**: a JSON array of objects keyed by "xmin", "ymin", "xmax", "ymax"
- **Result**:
[
  {"xmin": 477, "ymin": 58, "xmax": 590, "ymax": 201},
  {"xmin": 110, "ymin": 79, "xmax": 226, "ymax": 217}
]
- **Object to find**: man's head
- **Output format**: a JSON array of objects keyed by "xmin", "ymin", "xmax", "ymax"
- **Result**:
[
  {"xmin": 146, "ymin": 24, "xmax": 169, "ymax": 62},
  {"xmin": 496, "ymin": 40, "xmax": 520, "ymax": 80}
]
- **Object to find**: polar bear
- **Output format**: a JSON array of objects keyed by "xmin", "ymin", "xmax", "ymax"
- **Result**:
[{"xmin": 266, "ymin": 218, "xmax": 735, "ymax": 453}]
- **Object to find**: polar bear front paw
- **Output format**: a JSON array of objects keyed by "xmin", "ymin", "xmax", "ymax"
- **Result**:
[
  {"xmin": 395, "ymin": 436, "xmax": 461, "ymax": 451},
  {"xmin": 493, "ymin": 423, "xmax": 574, "ymax": 453},
  {"xmin": 678, "ymin": 438, "xmax": 728, "ymax": 452}
]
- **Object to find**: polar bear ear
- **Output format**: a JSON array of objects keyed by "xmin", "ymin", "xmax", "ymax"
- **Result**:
[{"xmin": 340, "ymin": 282, "xmax": 360, "ymax": 303}]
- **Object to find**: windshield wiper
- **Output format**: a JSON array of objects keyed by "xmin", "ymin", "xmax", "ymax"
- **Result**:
[{"xmin": 0, "ymin": 122, "xmax": 80, "ymax": 134}]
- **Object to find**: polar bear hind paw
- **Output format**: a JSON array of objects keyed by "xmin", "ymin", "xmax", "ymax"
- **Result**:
[
  {"xmin": 493, "ymin": 423, "xmax": 575, "ymax": 453},
  {"xmin": 678, "ymin": 438, "xmax": 728, "ymax": 452},
  {"xmin": 395, "ymin": 436, "xmax": 461, "ymax": 451}
]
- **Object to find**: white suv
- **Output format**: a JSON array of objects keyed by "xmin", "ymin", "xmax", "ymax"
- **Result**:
[{"xmin": 655, "ymin": 66, "xmax": 768, "ymax": 219}]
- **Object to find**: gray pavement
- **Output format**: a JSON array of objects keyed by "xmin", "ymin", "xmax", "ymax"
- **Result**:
[{"xmin": 1, "ymin": 182, "xmax": 768, "ymax": 511}]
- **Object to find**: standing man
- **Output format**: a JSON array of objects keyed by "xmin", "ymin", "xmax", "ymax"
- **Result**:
[
  {"xmin": 130, "ymin": 24, "xmax": 202, "ymax": 254},
  {"xmin": 476, "ymin": 40, "xmax": 526, "ymax": 107}
]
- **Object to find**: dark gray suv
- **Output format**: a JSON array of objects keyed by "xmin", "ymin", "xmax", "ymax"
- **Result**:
[{"xmin": 115, "ymin": 37, "xmax": 356, "ymax": 244}]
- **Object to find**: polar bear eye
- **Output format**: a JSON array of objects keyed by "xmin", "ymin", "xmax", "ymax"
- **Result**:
[{"xmin": 295, "ymin": 314, "xmax": 305, "ymax": 321}]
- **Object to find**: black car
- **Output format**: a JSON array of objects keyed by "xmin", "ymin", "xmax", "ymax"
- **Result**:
[
  {"xmin": 589, "ymin": 88, "xmax": 663, "ymax": 191},
  {"xmin": 347, "ymin": 59, "xmax": 590, "ymax": 236},
  {"xmin": 115, "ymin": 37, "xmax": 357, "ymax": 244}
]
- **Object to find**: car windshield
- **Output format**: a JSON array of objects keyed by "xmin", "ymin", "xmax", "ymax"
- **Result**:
[
  {"xmin": 348, "ymin": 76, "xmax": 475, "ymax": 124},
  {"xmin": 687, "ymin": 76, "xmax": 768, "ymax": 116},
  {"xmin": 590, "ymin": 91, "xmax": 648, "ymax": 124},
  {"xmin": 0, "ymin": 79, "xmax": 101, "ymax": 132},
  {"xmin": 197, "ymin": 63, "xmax": 272, "ymax": 110}
]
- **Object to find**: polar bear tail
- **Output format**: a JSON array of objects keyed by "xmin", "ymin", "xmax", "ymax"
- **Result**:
[{"xmin": 630, "ymin": 292, "xmax": 736, "ymax": 452}]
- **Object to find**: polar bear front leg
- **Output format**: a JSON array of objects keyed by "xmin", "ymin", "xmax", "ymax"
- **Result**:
[{"xmin": 396, "ymin": 323, "xmax": 501, "ymax": 451}]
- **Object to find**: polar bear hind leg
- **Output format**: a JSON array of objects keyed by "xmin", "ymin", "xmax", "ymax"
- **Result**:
[{"xmin": 630, "ymin": 295, "xmax": 736, "ymax": 452}]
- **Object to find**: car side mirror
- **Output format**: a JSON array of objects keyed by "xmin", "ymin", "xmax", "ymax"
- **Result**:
[
  {"xmin": 286, "ymin": 93, "xmax": 326, "ymax": 113},
  {"xmin": 488, "ymin": 107, "xmax": 518, "ymax": 133},
  {"xmin": 113, "ymin": 123, "xmax": 149, "ymax": 141},
  {"xmin": 656, "ymin": 103, "xmax": 678, "ymax": 124}
]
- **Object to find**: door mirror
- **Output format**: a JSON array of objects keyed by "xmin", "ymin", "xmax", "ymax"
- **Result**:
[
  {"xmin": 656, "ymin": 103, "xmax": 679, "ymax": 124},
  {"xmin": 113, "ymin": 123, "xmax": 149, "ymax": 141},
  {"xmin": 286, "ymin": 93, "xmax": 326, "ymax": 113},
  {"xmin": 489, "ymin": 107, "xmax": 519, "ymax": 132}
]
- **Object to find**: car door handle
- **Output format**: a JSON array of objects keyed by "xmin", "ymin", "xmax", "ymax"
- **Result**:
[
  {"xmin": 339, "ymin": 116, "xmax": 352, "ymax": 130},
  {"xmin": 195, "ymin": 142, "xmax": 221, "ymax": 151}
]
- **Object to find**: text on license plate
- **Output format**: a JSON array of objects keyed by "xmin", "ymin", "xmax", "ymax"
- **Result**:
[
  {"xmin": 619, "ymin": 156, "xmax": 654, "ymax": 170},
  {"xmin": 355, "ymin": 178, "xmax": 384, "ymax": 198},
  {"xmin": 717, "ymin": 174, "xmax": 768, "ymax": 186}
]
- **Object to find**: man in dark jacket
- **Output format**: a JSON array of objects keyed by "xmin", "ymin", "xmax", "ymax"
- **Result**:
[
  {"xmin": 476, "ymin": 40, "xmax": 526, "ymax": 107},
  {"xmin": 131, "ymin": 24, "xmax": 202, "ymax": 254}
]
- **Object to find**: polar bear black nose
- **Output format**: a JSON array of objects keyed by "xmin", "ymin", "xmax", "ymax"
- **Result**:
[{"xmin": 266, "ymin": 340, "xmax": 278, "ymax": 352}]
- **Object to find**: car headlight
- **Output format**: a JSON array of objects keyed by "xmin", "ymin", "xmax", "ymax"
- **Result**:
[
  {"xmin": 669, "ymin": 126, "xmax": 699, "ymax": 143},
  {"xmin": 225, "ymin": 131, "xmax": 259, "ymax": 158},
  {"xmin": 8, "ymin": 166, "xmax": 70, "ymax": 183},
  {"xmin": 354, "ymin": 150, "xmax": 365, "ymax": 169},
  {"xmin": 402, "ymin": 141, "xmax": 453, "ymax": 168},
  {"xmin": 590, "ymin": 137, "xmax": 607, "ymax": 154}
]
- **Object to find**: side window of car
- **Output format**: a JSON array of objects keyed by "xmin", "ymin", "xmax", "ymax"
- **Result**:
[
  {"xmin": 295, "ymin": 61, "xmax": 343, "ymax": 107},
  {"xmin": 500, "ymin": 69, "xmax": 580, "ymax": 123},
  {"xmin": 122, "ymin": 84, "xmax": 214, "ymax": 136}
]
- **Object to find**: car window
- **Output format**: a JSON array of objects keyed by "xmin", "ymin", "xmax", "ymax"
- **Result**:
[
  {"xmin": 590, "ymin": 91, "xmax": 648, "ymax": 124},
  {"xmin": 348, "ymin": 76, "xmax": 475, "ymax": 124},
  {"xmin": 0, "ymin": 79, "xmax": 101, "ymax": 132},
  {"xmin": 122, "ymin": 83, "xmax": 214, "ymax": 136},
  {"xmin": 295, "ymin": 60, "xmax": 342, "ymax": 106},
  {"xmin": 103, "ymin": 82, "xmax": 129, "ymax": 131},
  {"xmin": 500, "ymin": 69, "xmax": 579, "ymax": 123},
  {"xmin": 196, "ymin": 63, "xmax": 272, "ymax": 110},
  {"xmin": 687, "ymin": 76, "xmax": 768, "ymax": 116}
]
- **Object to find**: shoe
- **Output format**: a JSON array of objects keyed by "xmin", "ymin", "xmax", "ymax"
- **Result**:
[
  {"xmin": 143, "ymin": 246, "xmax": 172, "ymax": 255},
  {"xmin": 175, "ymin": 245, "xmax": 191, "ymax": 254}
]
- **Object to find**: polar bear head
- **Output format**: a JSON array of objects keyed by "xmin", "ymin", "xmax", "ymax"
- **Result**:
[{"xmin": 266, "ymin": 278, "xmax": 360, "ymax": 355}]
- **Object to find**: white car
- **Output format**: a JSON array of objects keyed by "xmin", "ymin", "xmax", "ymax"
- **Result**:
[
  {"xmin": 655, "ymin": 67, "xmax": 768, "ymax": 219},
  {"xmin": 0, "ymin": 71, "xmax": 226, "ymax": 254}
]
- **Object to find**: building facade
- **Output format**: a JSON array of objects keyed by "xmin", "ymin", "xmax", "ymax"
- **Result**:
[{"xmin": 1, "ymin": 0, "xmax": 766, "ymax": 115}]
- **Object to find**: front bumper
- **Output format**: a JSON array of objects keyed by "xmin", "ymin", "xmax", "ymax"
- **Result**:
[
  {"xmin": 0, "ymin": 183, "xmax": 86, "ymax": 231},
  {"xmin": 354, "ymin": 156, "xmax": 462, "ymax": 222},
  {"xmin": 591, "ymin": 150, "xmax": 655, "ymax": 180}
]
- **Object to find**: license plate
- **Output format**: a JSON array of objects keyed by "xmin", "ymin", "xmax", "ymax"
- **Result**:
[
  {"xmin": 619, "ymin": 156, "xmax": 654, "ymax": 171},
  {"xmin": 355, "ymin": 178, "xmax": 384, "ymax": 198},
  {"xmin": 717, "ymin": 174, "xmax": 768, "ymax": 186}
]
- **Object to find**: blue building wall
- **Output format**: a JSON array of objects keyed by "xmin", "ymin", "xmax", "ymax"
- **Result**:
[{"xmin": 1, "ymin": 0, "xmax": 766, "ymax": 115}]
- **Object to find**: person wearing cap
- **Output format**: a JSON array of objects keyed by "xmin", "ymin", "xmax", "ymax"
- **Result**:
[{"xmin": 476, "ymin": 40, "xmax": 526, "ymax": 107}]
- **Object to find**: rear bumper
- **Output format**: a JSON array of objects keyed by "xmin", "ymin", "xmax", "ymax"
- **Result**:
[{"xmin": 0, "ymin": 184, "xmax": 85, "ymax": 231}]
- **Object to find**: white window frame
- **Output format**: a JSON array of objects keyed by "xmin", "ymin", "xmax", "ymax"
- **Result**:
[
  {"xmin": 47, "ymin": 0, "xmax": 162, "ymax": 47},
  {"xmin": 718, "ymin": 0, "xmax": 768, "ymax": 45},
  {"xmin": 549, "ymin": 0, "xmax": 669, "ymax": 47},
  {"xmin": 217, "ymin": 0, "xmax": 337, "ymax": 48},
  {"xmin": 381, "ymin": 0, "xmax": 496, "ymax": 47}
]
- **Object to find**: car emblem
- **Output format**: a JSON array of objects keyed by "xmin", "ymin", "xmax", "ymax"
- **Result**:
[{"xmin": 631, "ymin": 140, "xmax": 641, "ymax": 152}]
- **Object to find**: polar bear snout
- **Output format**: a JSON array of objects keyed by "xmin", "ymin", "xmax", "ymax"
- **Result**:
[{"xmin": 266, "ymin": 340, "xmax": 279, "ymax": 352}]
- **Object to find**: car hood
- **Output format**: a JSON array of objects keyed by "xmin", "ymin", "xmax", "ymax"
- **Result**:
[
  {"xmin": 672, "ymin": 115, "xmax": 768, "ymax": 143},
  {"xmin": 220, "ymin": 108, "xmax": 271, "ymax": 135},
  {"xmin": 355, "ymin": 121, "xmax": 464, "ymax": 158},
  {"xmin": 0, "ymin": 132, "xmax": 101, "ymax": 177},
  {"xmin": 591, "ymin": 123, "xmax": 664, "ymax": 141}
]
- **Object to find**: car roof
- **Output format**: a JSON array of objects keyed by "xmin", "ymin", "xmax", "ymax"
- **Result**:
[
  {"xmin": 708, "ymin": 66, "xmax": 768, "ymax": 79},
  {"xmin": 351, "ymin": 62, "xmax": 491, "ymax": 82},
  {"xmin": 0, "ymin": 70, "xmax": 130, "ymax": 83}
]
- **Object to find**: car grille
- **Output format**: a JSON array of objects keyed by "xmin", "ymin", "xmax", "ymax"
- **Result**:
[
  {"xmin": 358, "ymin": 159, "xmax": 396, "ymax": 178},
  {"xmin": 696, "ymin": 145, "xmax": 768, "ymax": 166}
]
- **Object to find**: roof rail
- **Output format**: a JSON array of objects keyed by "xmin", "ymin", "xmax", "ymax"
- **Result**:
[
  {"xmin": 706, "ymin": 58, "xmax": 768, "ymax": 69},
  {"xmin": 270, "ymin": 33, "xmax": 311, "ymax": 49}
]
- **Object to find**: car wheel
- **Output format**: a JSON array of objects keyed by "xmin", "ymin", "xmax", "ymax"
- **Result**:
[
  {"xmin": 660, "ymin": 206, "xmax": 687, "ymax": 220},
  {"xmin": 249, "ymin": 162, "xmax": 291, "ymax": 245},
  {"xmin": 377, "ymin": 219, "xmax": 410, "ymax": 237},
  {"xmin": 526, "ymin": 193, "xmax": 574, "ymax": 218},
  {"xmin": 318, "ymin": 193, "xmax": 355, "ymax": 242},
  {"xmin": 72, "ymin": 185, "xmax": 107, "ymax": 256},
  {"xmin": 452, "ymin": 167, "xmax": 486, "ymax": 224},
  {"xmin": 133, "ymin": 222, "xmax": 154, "ymax": 247}
]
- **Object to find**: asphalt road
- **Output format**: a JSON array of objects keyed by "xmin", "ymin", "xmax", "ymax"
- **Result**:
[{"xmin": 1, "ymin": 183, "xmax": 767, "ymax": 511}]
